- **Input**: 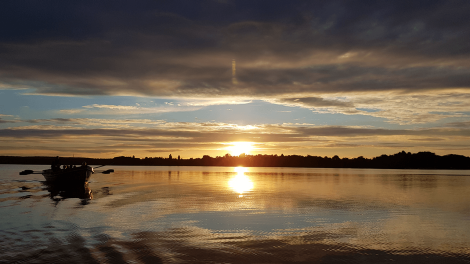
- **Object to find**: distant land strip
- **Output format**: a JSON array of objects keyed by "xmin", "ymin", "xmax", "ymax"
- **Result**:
[{"xmin": 1, "ymin": 151, "xmax": 469, "ymax": 170}]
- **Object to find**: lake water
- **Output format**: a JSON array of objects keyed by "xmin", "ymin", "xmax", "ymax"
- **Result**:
[{"xmin": 1, "ymin": 164, "xmax": 470, "ymax": 263}]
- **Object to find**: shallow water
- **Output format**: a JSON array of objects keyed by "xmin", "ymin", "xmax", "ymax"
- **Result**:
[{"xmin": 1, "ymin": 164, "xmax": 470, "ymax": 263}]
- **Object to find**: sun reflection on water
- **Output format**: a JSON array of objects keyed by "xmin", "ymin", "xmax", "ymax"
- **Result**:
[{"xmin": 228, "ymin": 167, "xmax": 253, "ymax": 196}]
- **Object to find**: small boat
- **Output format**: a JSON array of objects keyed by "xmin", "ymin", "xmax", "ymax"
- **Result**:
[
  {"xmin": 41, "ymin": 166, "xmax": 94, "ymax": 184},
  {"xmin": 20, "ymin": 163, "xmax": 113, "ymax": 184}
]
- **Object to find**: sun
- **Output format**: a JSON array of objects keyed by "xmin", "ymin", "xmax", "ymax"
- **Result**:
[{"xmin": 226, "ymin": 142, "xmax": 254, "ymax": 156}]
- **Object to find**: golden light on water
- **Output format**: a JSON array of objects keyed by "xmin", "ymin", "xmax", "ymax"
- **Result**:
[
  {"xmin": 228, "ymin": 167, "xmax": 253, "ymax": 196},
  {"xmin": 226, "ymin": 142, "xmax": 254, "ymax": 156}
]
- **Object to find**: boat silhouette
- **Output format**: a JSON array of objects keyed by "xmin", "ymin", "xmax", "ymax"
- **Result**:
[
  {"xmin": 42, "ymin": 165, "xmax": 94, "ymax": 183},
  {"xmin": 20, "ymin": 163, "xmax": 114, "ymax": 184}
]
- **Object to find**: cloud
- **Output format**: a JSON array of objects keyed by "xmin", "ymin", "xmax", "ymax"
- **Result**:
[
  {"xmin": 184, "ymin": 98, "xmax": 252, "ymax": 106},
  {"xmin": 0, "ymin": 114, "xmax": 19, "ymax": 124},
  {"xmin": 59, "ymin": 109, "xmax": 85, "ymax": 114},
  {"xmin": 407, "ymin": 138, "xmax": 446, "ymax": 142},
  {"xmin": 58, "ymin": 104, "xmax": 203, "ymax": 115},
  {"xmin": 269, "ymin": 91, "xmax": 470, "ymax": 124},
  {"xmin": 291, "ymin": 126, "xmax": 470, "ymax": 137},
  {"xmin": 82, "ymin": 104, "xmax": 140, "ymax": 110},
  {"xmin": 1, "ymin": 120, "xmax": 469, "ymax": 157},
  {"xmin": 443, "ymin": 121, "xmax": 470, "ymax": 128},
  {"xmin": 0, "ymin": 118, "xmax": 19, "ymax": 124},
  {"xmin": 24, "ymin": 118, "xmax": 78, "ymax": 124},
  {"xmin": 18, "ymin": 118, "xmax": 166, "ymax": 129},
  {"xmin": 0, "ymin": 122, "xmax": 468, "ymax": 144},
  {"xmin": 273, "ymin": 97, "xmax": 354, "ymax": 108},
  {"xmin": 1, "ymin": 1, "xmax": 469, "ymax": 97}
]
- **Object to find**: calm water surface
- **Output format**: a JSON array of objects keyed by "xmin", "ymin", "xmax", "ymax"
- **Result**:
[{"xmin": 1, "ymin": 165, "xmax": 470, "ymax": 263}]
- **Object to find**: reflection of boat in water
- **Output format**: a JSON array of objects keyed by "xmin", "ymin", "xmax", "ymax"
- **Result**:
[
  {"xmin": 42, "ymin": 166, "xmax": 94, "ymax": 184},
  {"xmin": 45, "ymin": 182, "xmax": 93, "ymax": 200}
]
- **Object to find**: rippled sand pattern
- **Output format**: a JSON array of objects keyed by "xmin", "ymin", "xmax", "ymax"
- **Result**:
[{"xmin": 1, "ymin": 165, "xmax": 470, "ymax": 263}]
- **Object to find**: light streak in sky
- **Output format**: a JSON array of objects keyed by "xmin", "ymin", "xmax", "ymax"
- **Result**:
[{"xmin": 232, "ymin": 59, "xmax": 238, "ymax": 85}]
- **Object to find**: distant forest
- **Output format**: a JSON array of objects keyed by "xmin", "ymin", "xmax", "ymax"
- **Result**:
[{"xmin": 1, "ymin": 151, "xmax": 469, "ymax": 169}]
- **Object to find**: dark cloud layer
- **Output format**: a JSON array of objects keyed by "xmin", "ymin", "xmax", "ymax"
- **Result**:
[
  {"xmin": 0, "ymin": 118, "xmax": 19, "ymax": 124},
  {"xmin": 444, "ymin": 121, "xmax": 470, "ymax": 128},
  {"xmin": 1, "ymin": 124, "xmax": 469, "ymax": 156},
  {"xmin": 1, "ymin": 0, "xmax": 470, "ymax": 96},
  {"xmin": 1, "ymin": 126, "xmax": 468, "ymax": 140},
  {"xmin": 278, "ymin": 97, "xmax": 354, "ymax": 108}
]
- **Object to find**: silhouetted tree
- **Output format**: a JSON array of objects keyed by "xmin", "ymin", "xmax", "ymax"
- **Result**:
[{"xmin": 2, "ymin": 151, "xmax": 470, "ymax": 169}]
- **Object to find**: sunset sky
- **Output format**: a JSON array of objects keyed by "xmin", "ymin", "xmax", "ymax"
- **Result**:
[{"xmin": 1, "ymin": 0, "xmax": 470, "ymax": 159}]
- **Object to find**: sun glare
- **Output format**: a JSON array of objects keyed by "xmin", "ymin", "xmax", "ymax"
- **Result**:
[
  {"xmin": 228, "ymin": 167, "xmax": 253, "ymax": 195},
  {"xmin": 226, "ymin": 142, "xmax": 254, "ymax": 156}
]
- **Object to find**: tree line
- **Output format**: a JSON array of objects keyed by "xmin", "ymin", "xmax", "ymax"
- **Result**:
[{"xmin": 1, "ymin": 151, "xmax": 469, "ymax": 169}]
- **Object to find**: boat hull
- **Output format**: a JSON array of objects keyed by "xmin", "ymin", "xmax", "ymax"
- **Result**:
[{"xmin": 42, "ymin": 167, "xmax": 94, "ymax": 184}]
